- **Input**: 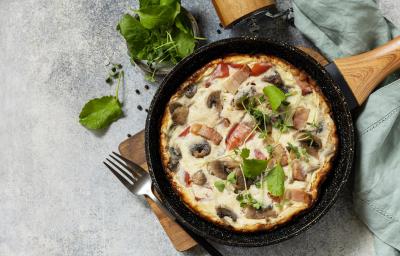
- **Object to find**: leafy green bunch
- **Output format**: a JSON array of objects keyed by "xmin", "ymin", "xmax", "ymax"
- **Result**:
[
  {"xmin": 117, "ymin": 0, "xmax": 196, "ymax": 74},
  {"xmin": 242, "ymin": 85, "xmax": 293, "ymax": 136}
]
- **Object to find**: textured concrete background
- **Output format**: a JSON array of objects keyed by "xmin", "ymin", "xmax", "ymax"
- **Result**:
[{"xmin": 0, "ymin": 0, "xmax": 398, "ymax": 255}]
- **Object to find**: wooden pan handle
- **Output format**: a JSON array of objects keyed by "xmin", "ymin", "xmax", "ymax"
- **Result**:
[{"xmin": 334, "ymin": 36, "xmax": 400, "ymax": 105}]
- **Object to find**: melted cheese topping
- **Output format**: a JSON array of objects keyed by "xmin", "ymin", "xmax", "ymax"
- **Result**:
[{"xmin": 161, "ymin": 55, "xmax": 337, "ymax": 231}]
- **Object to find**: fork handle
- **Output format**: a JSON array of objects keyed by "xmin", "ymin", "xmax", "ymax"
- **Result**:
[{"xmin": 145, "ymin": 194, "xmax": 176, "ymax": 221}]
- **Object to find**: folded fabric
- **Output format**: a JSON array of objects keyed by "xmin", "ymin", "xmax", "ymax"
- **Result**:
[{"xmin": 293, "ymin": 0, "xmax": 400, "ymax": 255}]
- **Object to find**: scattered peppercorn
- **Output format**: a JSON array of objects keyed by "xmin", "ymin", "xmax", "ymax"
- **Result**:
[
  {"xmin": 144, "ymin": 85, "xmax": 149, "ymax": 90},
  {"xmin": 137, "ymin": 105, "xmax": 143, "ymax": 111},
  {"xmin": 135, "ymin": 89, "xmax": 141, "ymax": 95}
]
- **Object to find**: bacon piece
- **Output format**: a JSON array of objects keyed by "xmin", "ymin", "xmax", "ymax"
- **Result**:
[
  {"xmin": 205, "ymin": 63, "xmax": 230, "ymax": 88},
  {"xmin": 184, "ymin": 171, "xmax": 191, "ymax": 187},
  {"xmin": 292, "ymin": 160, "xmax": 306, "ymax": 181},
  {"xmin": 295, "ymin": 77, "xmax": 313, "ymax": 95},
  {"xmin": 223, "ymin": 65, "xmax": 251, "ymax": 93},
  {"xmin": 178, "ymin": 126, "xmax": 191, "ymax": 137},
  {"xmin": 225, "ymin": 122, "xmax": 254, "ymax": 150},
  {"xmin": 292, "ymin": 107, "xmax": 310, "ymax": 130},
  {"xmin": 254, "ymin": 149, "xmax": 266, "ymax": 160},
  {"xmin": 213, "ymin": 62, "xmax": 229, "ymax": 79},
  {"xmin": 285, "ymin": 189, "xmax": 311, "ymax": 205},
  {"xmin": 272, "ymin": 144, "xmax": 288, "ymax": 166},
  {"xmin": 250, "ymin": 62, "xmax": 272, "ymax": 76},
  {"xmin": 228, "ymin": 63, "xmax": 244, "ymax": 69},
  {"xmin": 268, "ymin": 193, "xmax": 282, "ymax": 203},
  {"xmin": 191, "ymin": 123, "xmax": 222, "ymax": 145}
]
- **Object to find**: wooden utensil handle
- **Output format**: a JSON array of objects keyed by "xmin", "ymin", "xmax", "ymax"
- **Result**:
[{"xmin": 334, "ymin": 36, "xmax": 400, "ymax": 105}]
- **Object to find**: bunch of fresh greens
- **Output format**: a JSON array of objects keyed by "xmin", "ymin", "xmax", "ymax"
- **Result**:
[
  {"xmin": 117, "ymin": 0, "xmax": 197, "ymax": 80},
  {"xmin": 79, "ymin": 65, "xmax": 124, "ymax": 130}
]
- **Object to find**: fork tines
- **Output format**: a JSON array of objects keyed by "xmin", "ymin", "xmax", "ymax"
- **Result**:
[{"xmin": 103, "ymin": 152, "xmax": 142, "ymax": 189}]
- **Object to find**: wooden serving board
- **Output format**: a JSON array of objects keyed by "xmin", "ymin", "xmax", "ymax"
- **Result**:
[{"xmin": 118, "ymin": 47, "xmax": 327, "ymax": 251}]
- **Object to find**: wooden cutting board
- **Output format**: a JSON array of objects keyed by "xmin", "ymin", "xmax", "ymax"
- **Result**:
[{"xmin": 118, "ymin": 46, "xmax": 327, "ymax": 252}]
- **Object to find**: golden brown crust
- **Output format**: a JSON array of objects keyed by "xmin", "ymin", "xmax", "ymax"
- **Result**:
[{"xmin": 159, "ymin": 54, "xmax": 338, "ymax": 232}]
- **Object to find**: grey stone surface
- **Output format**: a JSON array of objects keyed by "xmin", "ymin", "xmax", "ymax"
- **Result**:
[{"xmin": 0, "ymin": 0, "xmax": 397, "ymax": 255}]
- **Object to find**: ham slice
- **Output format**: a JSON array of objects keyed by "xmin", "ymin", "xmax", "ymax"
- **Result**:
[
  {"xmin": 285, "ymin": 189, "xmax": 311, "ymax": 205},
  {"xmin": 225, "ymin": 122, "xmax": 254, "ymax": 150},
  {"xmin": 293, "ymin": 107, "xmax": 310, "ymax": 130},
  {"xmin": 223, "ymin": 65, "xmax": 251, "ymax": 93},
  {"xmin": 191, "ymin": 123, "xmax": 222, "ymax": 145}
]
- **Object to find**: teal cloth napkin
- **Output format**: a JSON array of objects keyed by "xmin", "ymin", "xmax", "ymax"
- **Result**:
[{"xmin": 293, "ymin": 1, "xmax": 400, "ymax": 255}]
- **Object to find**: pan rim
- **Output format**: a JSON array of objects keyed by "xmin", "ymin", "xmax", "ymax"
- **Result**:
[{"xmin": 145, "ymin": 37, "xmax": 355, "ymax": 246}]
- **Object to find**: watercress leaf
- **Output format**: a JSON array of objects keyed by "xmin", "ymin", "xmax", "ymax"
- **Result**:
[
  {"xmin": 263, "ymin": 85, "xmax": 286, "ymax": 111},
  {"xmin": 253, "ymin": 202, "xmax": 262, "ymax": 210},
  {"xmin": 174, "ymin": 13, "xmax": 191, "ymax": 34},
  {"xmin": 266, "ymin": 164, "xmax": 285, "ymax": 196},
  {"xmin": 117, "ymin": 14, "xmax": 149, "ymax": 58},
  {"xmin": 240, "ymin": 148, "xmax": 250, "ymax": 159},
  {"xmin": 242, "ymin": 159, "xmax": 268, "ymax": 179},
  {"xmin": 160, "ymin": 0, "xmax": 179, "ymax": 6},
  {"xmin": 137, "ymin": 3, "xmax": 180, "ymax": 29},
  {"xmin": 139, "ymin": 0, "xmax": 160, "ymax": 8},
  {"xmin": 173, "ymin": 30, "xmax": 195, "ymax": 58},
  {"xmin": 79, "ymin": 96, "xmax": 123, "ymax": 130},
  {"xmin": 214, "ymin": 180, "xmax": 225, "ymax": 192},
  {"xmin": 227, "ymin": 172, "xmax": 236, "ymax": 184},
  {"xmin": 266, "ymin": 144, "xmax": 274, "ymax": 154}
]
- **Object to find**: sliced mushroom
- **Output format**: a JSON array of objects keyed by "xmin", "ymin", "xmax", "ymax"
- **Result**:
[
  {"xmin": 208, "ymin": 160, "xmax": 228, "ymax": 179},
  {"xmin": 272, "ymin": 144, "xmax": 289, "ymax": 166},
  {"xmin": 190, "ymin": 141, "xmax": 211, "ymax": 158},
  {"xmin": 262, "ymin": 68, "xmax": 283, "ymax": 87},
  {"xmin": 168, "ymin": 147, "xmax": 182, "ymax": 171},
  {"xmin": 169, "ymin": 102, "xmax": 182, "ymax": 114},
  {"xmin": 207, "ymin": 91, "xmax": 222, "ymax": 111},
  {"xmin": 292, "ymin": 107, "xmax": 310, "ymax": 130},
  {"xmin": 292, "ymin": 160, "xmax": 306, "ymax": 181},
  {"xmin": 296, "ymin": 132, "xmax": 322, "ymax": 158},
  {"xmin": 222, "ymin": 118, "xmax": 230, "ymax": 127},
  {"xmin": 233, "ymin": 168, "xmax": 246, "ymax": 191},
  {"xmin": 233, "ymin": 85, "xmax": 256, "ymax": 109},
  {"xmin": 244, "ymin": 205, "xmax": 277, "ymax": 219},
  {"xmin": 184, "ymin": 84, "xmax": 197, "ymax": 98},
  {"xmin": 192, "ymin": 170, "xmax": 207, "ymax": 185},
  {"xmin": 171, "ymin": 105, "xmax": 189, "ymax": 125},
  {"xmin": 216, "ymin": 206, "xmax": 237, "ymax": 222},
  {"xmin": 191, "ymin": 123, "xmax": 222, "ymax": 145}
]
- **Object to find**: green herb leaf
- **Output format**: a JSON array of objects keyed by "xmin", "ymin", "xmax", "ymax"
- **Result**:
[
  {"xmin": 242, "ymin": 159, "xmax": 268, "ymax": 179},
  {"xmin": 263, "ymin": 85, "xmax": 286, "ymax": 111},
  {"xmin": 214, "ymin": 180, "xmax": 225, "ymax": 192},
  {"xmin": 236, "ymin": 193, "xmax": 262, "ymax": 209},
  {"xmin": 240, "ymin": 148, "xmax": 250, "ymax": 159},
  {"xmin": 139, "ymin": 0, "xmax": 160, "ymax": 8},
  {"xmin": 266, "ymin": 164, "xmax": 285, "ymax": 196},
  {"xmin": 117, "ymin": 14, "xmax": 150, "ymax": 59},
  {"xmin": 266, "ymin": 145, "xmax": 274, "ymax": 154},
  {"xmin": 173, "ymin": 30, "xmax": 195, "ymax": 58},
  {"xmin": 227, "ymin": 172, "xmax": 236, "ymax": 184},
  {"xmin": 137, "ymin": 2, "xmax": 180, "ymax": 29},
  {"xmin": 79, "ymin": 96, "xmax": 123, "ymax": 129},
  {"xmin": 174, "ymin": 13, "xmax": 191, "ymax": 34}
]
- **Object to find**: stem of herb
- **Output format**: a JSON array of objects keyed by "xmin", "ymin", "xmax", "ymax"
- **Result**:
[{"xmin": 115, "ymin": 70, "xmax": 124, "ymax": 100}]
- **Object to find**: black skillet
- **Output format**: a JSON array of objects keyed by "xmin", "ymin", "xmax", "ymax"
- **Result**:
[{"xmin": 145, "ymin": 37, "xmax": 400, "ymax": 246}]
